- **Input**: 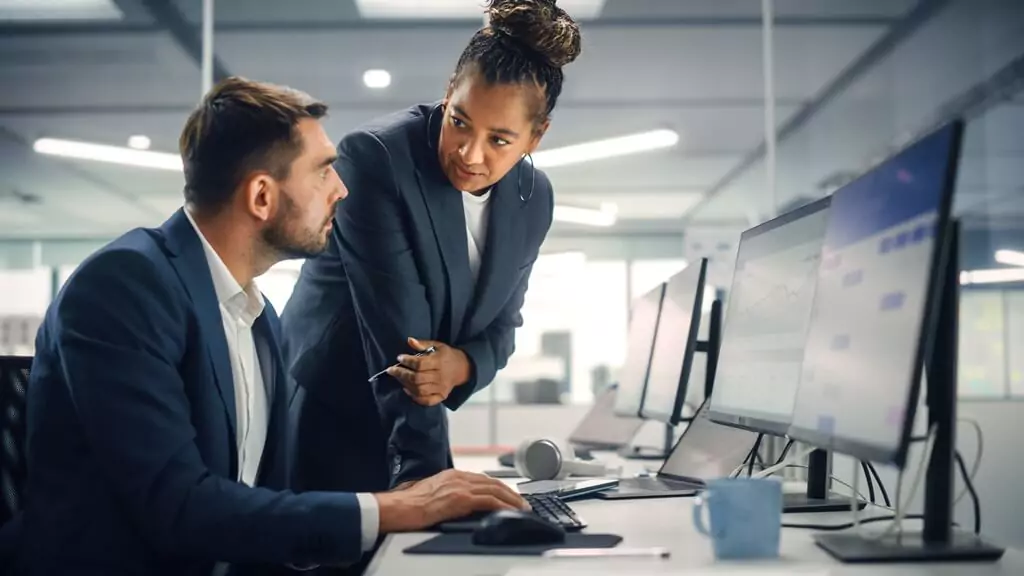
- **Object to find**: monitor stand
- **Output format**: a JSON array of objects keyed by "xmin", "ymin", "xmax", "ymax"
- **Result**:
[
  {"xmin": 814, "ymin": 221, "xmax": 1004, "ymax": 563},
  {"xmin": 784, "ymin": 449, "xmax": 865, "ymax": 513}
]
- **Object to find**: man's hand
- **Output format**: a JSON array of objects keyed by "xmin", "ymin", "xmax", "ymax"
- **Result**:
[
  {"xmin": 374, "ymin": 469, "xmax": 529, "ymax": 533},
  {"xmin": 386, "ymin": 337, "xmax": 472, "ymax": 406}
]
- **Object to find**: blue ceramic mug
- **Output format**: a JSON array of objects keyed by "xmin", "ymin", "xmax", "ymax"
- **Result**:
[{"xmin": 691, "ymin": 477, "xmax": 783, "ymax": 560}]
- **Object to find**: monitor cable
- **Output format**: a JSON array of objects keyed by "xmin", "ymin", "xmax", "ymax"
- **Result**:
[
  {"xmin": 865, "ymin": 461, "xmax": 891, "ymax": 508},
  {"xmin": 747, "ymin": 433, "xmax": 764, "ymax": 477},
  {"xmin": 860, "ymin": 461, "xmax": 877, "ymax": 505},
  {"xmin": 956, "ymin": 449, "xmax": 982, "ymax": 534}
]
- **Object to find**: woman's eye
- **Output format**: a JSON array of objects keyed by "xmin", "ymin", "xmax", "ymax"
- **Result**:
[
  {"xmin": 452, "ymin": 117, "xmax": 466, "ymax": 128},
  {"xmin": 493, "ymin": 137, "xmax": 510, "ymax": 146}
]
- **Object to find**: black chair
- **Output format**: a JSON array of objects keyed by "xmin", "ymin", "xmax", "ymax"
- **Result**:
[{"xmin": 0, "ymin": 355, "xmax": 30, "ymax": 568}]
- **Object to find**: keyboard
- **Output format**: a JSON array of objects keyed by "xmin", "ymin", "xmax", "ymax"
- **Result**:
[
  {"xmin": 524, "ymin": 493, "xmax": 586, "ymax": 531},
  {"xmin": 435, "ymin": 493, "xmax": 586, "ymax": 533}
]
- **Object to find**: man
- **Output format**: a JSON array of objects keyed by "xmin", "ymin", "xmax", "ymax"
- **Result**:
[{"xmin": 18, "ymin": 77, "xmax": 526, "ymax": 575}]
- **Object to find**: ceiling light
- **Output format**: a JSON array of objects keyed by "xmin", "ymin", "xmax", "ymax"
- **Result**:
[
  {"xmin": 994, "ymin": 249, "xmax": 1024, "ymax": 267},
  {"xmin": 127, "ymin": 135, "xmax": 151, "ymax": 150},
  {"xmin": 354, "ymin": 0, "xmax": 605, "ymax": 19},
  {"xmin": 34, "ymin": 138, "xmax": 181, "ymax": 171},
  {"xmin": 553, "ymin": 204, "xmax": 617, "ymax": 227},
  {"xmin": 532, "ymin": 129, "xmax": 680, "ymax": 169},
  {"xmin": 362, "ymin": 69, "xmax": 391, "ymax": 89},
  {"xmin": 0, "ymin": 0, "xmax": 122, "ymax": 21},
  {"xmin": 959, "ymin": 268, "xmax": 1024, "ymax": 285}
]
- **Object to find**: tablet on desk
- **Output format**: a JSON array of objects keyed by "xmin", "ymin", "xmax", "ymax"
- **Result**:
[{"xmin": 517, "ymin": 478, "xmax": 618, "ymax": 499}]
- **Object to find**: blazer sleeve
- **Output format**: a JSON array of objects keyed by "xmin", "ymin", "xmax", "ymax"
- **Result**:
[
  {"xmin": 56, "ymin": 249, "xmax": 364, "ymax": 567},
  {"xmin": 333, "ymin": 130, "xmax": 449, "ymax": 485},
  {"xmin": 445, "ymin": 184, "xmax": 553, "ymax": 410}
]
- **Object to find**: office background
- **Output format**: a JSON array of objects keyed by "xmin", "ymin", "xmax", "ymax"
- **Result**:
[{"xmin": 1, "ymin": 0, "xmax": 1022, "ymax": 548}]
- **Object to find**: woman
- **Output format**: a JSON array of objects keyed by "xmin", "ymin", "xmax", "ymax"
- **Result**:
[{"xmin": 281, "ymin": 0, "xmax": 582, "ymax": 495}]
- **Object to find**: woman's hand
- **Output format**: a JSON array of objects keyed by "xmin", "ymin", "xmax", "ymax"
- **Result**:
[{"xmin": 387, "ymin": 337, "xmax": 472, "ymax": 406}]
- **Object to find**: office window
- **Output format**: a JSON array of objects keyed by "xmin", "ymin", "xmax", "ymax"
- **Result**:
[
  {"xmin": 629, "ymin": 259, "xmax": 689, "ymax": 299},
  {"xmin": 958, "ymin": 290, "xmax": 1007, "ymax": 399},
  {"xmin": 1008, "ymin": 292, "xmax": 1024, "ymax": 398}
]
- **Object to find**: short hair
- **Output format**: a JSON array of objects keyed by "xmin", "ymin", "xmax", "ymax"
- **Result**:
[
  {"xmin": 179, "ymin": 76, "xmax": 328, "ymax": 211},
  {"xmin": 454, "ymin": 0, "xmax": 582, "ymax": 124}
]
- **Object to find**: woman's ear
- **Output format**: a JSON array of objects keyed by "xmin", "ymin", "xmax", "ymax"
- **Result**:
[{"xmin": 527, "ymin": 119, "xmax": 551, "ymax": 154}]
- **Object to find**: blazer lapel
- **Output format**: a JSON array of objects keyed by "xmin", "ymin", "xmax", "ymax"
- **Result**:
[
  {"xmin": 159, "ymin": 209, "xmax": 238, "ymax": 444},
  {"xmin": 413, "ymin": 104, "xmax": 473, "ymax": 340},
  {"xmin": 465, "ymin": 167, "xmax": 528, "ymax": 336}
]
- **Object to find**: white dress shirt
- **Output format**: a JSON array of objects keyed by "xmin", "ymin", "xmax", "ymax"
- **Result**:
[
  {"xmin": 184, "ymin": 211, "xmax": 378, "ymax": 569},
  {"xmin": 462, "ymin": 188, "xmax": 492, "ymax": 286}
]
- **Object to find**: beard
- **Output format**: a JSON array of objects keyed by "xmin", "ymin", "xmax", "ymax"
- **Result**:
[{"xmin": 261, "ymin": 189, "xmax": 332, "ymax": 260}]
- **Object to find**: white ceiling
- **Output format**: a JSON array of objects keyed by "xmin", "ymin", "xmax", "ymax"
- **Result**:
[{"xmin": 0, "ymin": 0, "xmax": 1020, "ymax": 246}]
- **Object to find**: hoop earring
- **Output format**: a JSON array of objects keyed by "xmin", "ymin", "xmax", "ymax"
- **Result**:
[{"xmin": 518, "ymin": 153, "xmax": 535, "ymax": 204}]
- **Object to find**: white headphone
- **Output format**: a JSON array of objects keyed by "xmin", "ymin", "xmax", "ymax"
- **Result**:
[{"xmin": 513, "ymin": 438, "xmax": 609, "ymax": 480}]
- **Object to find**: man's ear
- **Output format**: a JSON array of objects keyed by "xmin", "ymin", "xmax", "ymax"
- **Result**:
[{"xmin": 245, "ymin": 173, "xmax": 274, "ymax": 223}]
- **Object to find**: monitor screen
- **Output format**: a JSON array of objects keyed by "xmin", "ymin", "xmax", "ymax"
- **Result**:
[
  {"xmin": 708, "ymin": 198, "xmax": 831, "ymax": 436},
  {"xmin": 660, "ymin": 400, "xmax": 759, "ymax": 483},
  {"xmin": 788, "ymin": 121, "xmax": 962, "ymax": 466},
  {"xmin": 613, "ymin": 283, "xmax": 665, "ymax": 418},
  {"xmin": 640, "ymin": 259, "xmax": 707, "ymax": 425},
  {"xmin": 568, "ymin": 387, "xmax": 644, "ymax": 450}
]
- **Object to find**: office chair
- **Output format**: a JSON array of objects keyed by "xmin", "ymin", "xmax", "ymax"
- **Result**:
[{"xmin": 0, "ymin": 355, "xmax": 30, "ymax": 568}]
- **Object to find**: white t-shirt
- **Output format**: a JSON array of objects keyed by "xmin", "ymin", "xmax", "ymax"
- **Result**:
[{"xmin": 462, "ymin": 189, "xmax": 492, "ymax": 285}]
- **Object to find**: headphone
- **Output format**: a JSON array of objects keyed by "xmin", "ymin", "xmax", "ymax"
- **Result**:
[
  {"xmin": 513, "ymin": 437, "xmax": 608, "ymax": 480},
  {"xmin": 431, "ymin": 103, "xmax": 535, "ymax": 205}
]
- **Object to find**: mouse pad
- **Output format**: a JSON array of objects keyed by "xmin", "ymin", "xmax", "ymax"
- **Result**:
[{"xmin": 403, "ymin": 533, "xmax": 622, "ymax": 556}]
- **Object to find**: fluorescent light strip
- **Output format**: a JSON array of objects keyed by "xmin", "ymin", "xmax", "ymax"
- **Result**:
[
  {"xmin": 994, "ymin": 249, "xmax": 1024, "ymax": 268},
  {"xmin": 552, "ymin": 204, "xmax": 617, "ymax": 227},
  {"xmin": 34, "ymin": 138, "xmax": 182, "ymax": 171},
  {"xmin": 354, "ymin": 0, "xmax": 606, "ymax": 19},
  {"xmin": 959, "ymin": 268, "xmax": 1024, "ymax": 285},
  {"xmin": 532, "ymin": 129, "xmax": 679, "ymax": 169}
]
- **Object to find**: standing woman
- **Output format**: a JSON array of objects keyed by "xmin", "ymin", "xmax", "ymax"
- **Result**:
[{"xmin": 281, "ymin": 0, "xmax": 582, "ymax": 494}]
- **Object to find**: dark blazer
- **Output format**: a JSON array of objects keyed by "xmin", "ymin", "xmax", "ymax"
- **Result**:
[
  {"xmin": 281, "ymin": 103, "xmax": 554, "ymax": 492},
  {"xmin": 18, "ymin": 209, "xmax": 363, "ymax": 575}
]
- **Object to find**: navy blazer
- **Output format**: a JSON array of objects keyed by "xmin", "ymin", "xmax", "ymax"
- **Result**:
[
  {"xmin": 19, "ymin": 209, "xmax": 363, "ymax": 575},
  {"xmin": 281, "ymin": 103, "xmax": 553, "ymax": 491}
]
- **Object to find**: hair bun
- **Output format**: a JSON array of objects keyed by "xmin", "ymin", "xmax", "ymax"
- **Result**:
[{"xmin": 486, "ymin": 0, "xmax": 582, "ymax": 68}]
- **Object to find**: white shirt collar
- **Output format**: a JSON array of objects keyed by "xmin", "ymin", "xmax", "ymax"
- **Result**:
[{"xmin": 184, "ymin": 208, "xmax": 265, "ymax": 327}]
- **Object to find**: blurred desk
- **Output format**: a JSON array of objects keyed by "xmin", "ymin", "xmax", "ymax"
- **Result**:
[{"xmin": 365, "ymin": 454, "xmax": 1024, "ymax": 576}]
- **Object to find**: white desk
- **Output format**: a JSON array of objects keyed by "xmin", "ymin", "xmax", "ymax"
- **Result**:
[{"xmin": 365, "ymin": 455, "xmax": 1024, "ymax": 576}]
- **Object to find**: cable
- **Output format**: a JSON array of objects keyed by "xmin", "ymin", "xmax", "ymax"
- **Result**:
[
  {"xmin": 955, "ymin": 450, "xmax": 981, "ymax": 535},
  {"xmin": 860, "ymin": 461, "xmax": 876, "ymax": 505},
  {"xmin": 747, "ymin": 434, "xmax": 764, "ymax": 477},
  {"xmin": 867, "ymin": 424, "xmax": 937, "ymax": 540},
  {"xmin": 773, "ymin": 439, "xmax": 795, "ymax": 466},
  {"xmin": 753, "ymin": 445, "xmax": 817, "ymax": 479},
  {"xmin": 955, "ymin": 417, "xmax": 983, "ymax": 506},
  {"xmin": 784, "ymin": 513, "xmax": 928, "ymax": 531},
  {"xmin": 784, "ymin": 464, "xmax": 879, "ymax": 507},
  {"xmin": 866, "ymin": 462, "xmax": 892, "ymax": 508}
]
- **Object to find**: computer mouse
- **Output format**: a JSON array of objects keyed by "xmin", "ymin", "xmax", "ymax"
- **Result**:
[{"xmin": 471, "ymin": 510, "xmax": 567, "ymax": 546}]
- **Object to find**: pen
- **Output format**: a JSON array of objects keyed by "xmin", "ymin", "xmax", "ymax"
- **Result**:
[
  {"xmin": 368, "ymin": 346, "xmax": 436, "ymax": 382},
  {"xmin": 542, "ymin": 547, "xmax": 671, "ymax": 559}
]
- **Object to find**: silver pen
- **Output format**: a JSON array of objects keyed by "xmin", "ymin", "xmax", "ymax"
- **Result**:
[
  {"xmin": 542, "ymin": 547, "xmax": 671, "ymax": 559},
  {"xmin": 367, "ymin": 346, "xmax": 436, "ymax": 382}
]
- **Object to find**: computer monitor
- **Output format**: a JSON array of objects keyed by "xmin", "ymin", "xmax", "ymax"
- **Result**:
[
  {"xmin": 613, "ymin": 283, "xmax": 665, "ymax": 418},
  {"xmin": 788, "ymin": 121, "xmax": 958, "ymax": 466},
  {"xmin": 708, "ymin": 197, "xmax": 832, "ymax": 436},
  {"xmin": 640, "ymin": 259, "xmax": 707, "ymax": 425},
  {"xmin": 788, "ymin": 121, "xmax": 1002, "ymax": 563}
]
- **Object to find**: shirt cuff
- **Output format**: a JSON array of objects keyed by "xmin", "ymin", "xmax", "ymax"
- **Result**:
[{"xmin": 356, "ymin": 492, "xmax": 380, "ymax": 552}]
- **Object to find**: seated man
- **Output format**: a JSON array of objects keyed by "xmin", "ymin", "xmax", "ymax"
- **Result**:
[{"xmin": 17, "ymin": 76, "xmax": 526, "ymax": 575}]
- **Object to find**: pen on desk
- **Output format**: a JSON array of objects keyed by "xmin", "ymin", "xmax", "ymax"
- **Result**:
[
  {"xmin": 542, "ymin": 547, "xmax": 671, "ymax": 559},
  {"xmin": 368, "ymin": 346, "xmax": 436, "ymax": 382}
]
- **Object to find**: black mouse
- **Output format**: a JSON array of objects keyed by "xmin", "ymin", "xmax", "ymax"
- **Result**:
[{"xmin": 471, "ymin": 510, "xmax": 566, "ymax": 546}]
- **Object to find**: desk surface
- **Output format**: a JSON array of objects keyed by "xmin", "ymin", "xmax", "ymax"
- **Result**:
[{"xmin": 365, "ymin": 455, "xmax": 1024, "ymax": 576}]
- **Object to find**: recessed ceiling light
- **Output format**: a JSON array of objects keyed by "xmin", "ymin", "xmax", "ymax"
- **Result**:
[
  {"xmin": 994, "ymin": 249, "xmax": 1024, "ymax": 267},
  {"xmin": 363, "ymin": 69, "xmax": 391, "ymax": 89},
  {"xmin": 552, "ymin": 204, "xmax": 617, "ymax": 227},
  {"xmin": 0, "ymin": 0, "xmax": 123, "ymax": 20},
  {"xmin": 532, "ymin": 129, "xmax": 680, "ymax": 169},
  {"xmin": 34, "ymin": 137, "xmax": 181, "ymax": 171},
  {"xmin": 127, "ymin": 135, "xmax": 151, "ymax": 150}
]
